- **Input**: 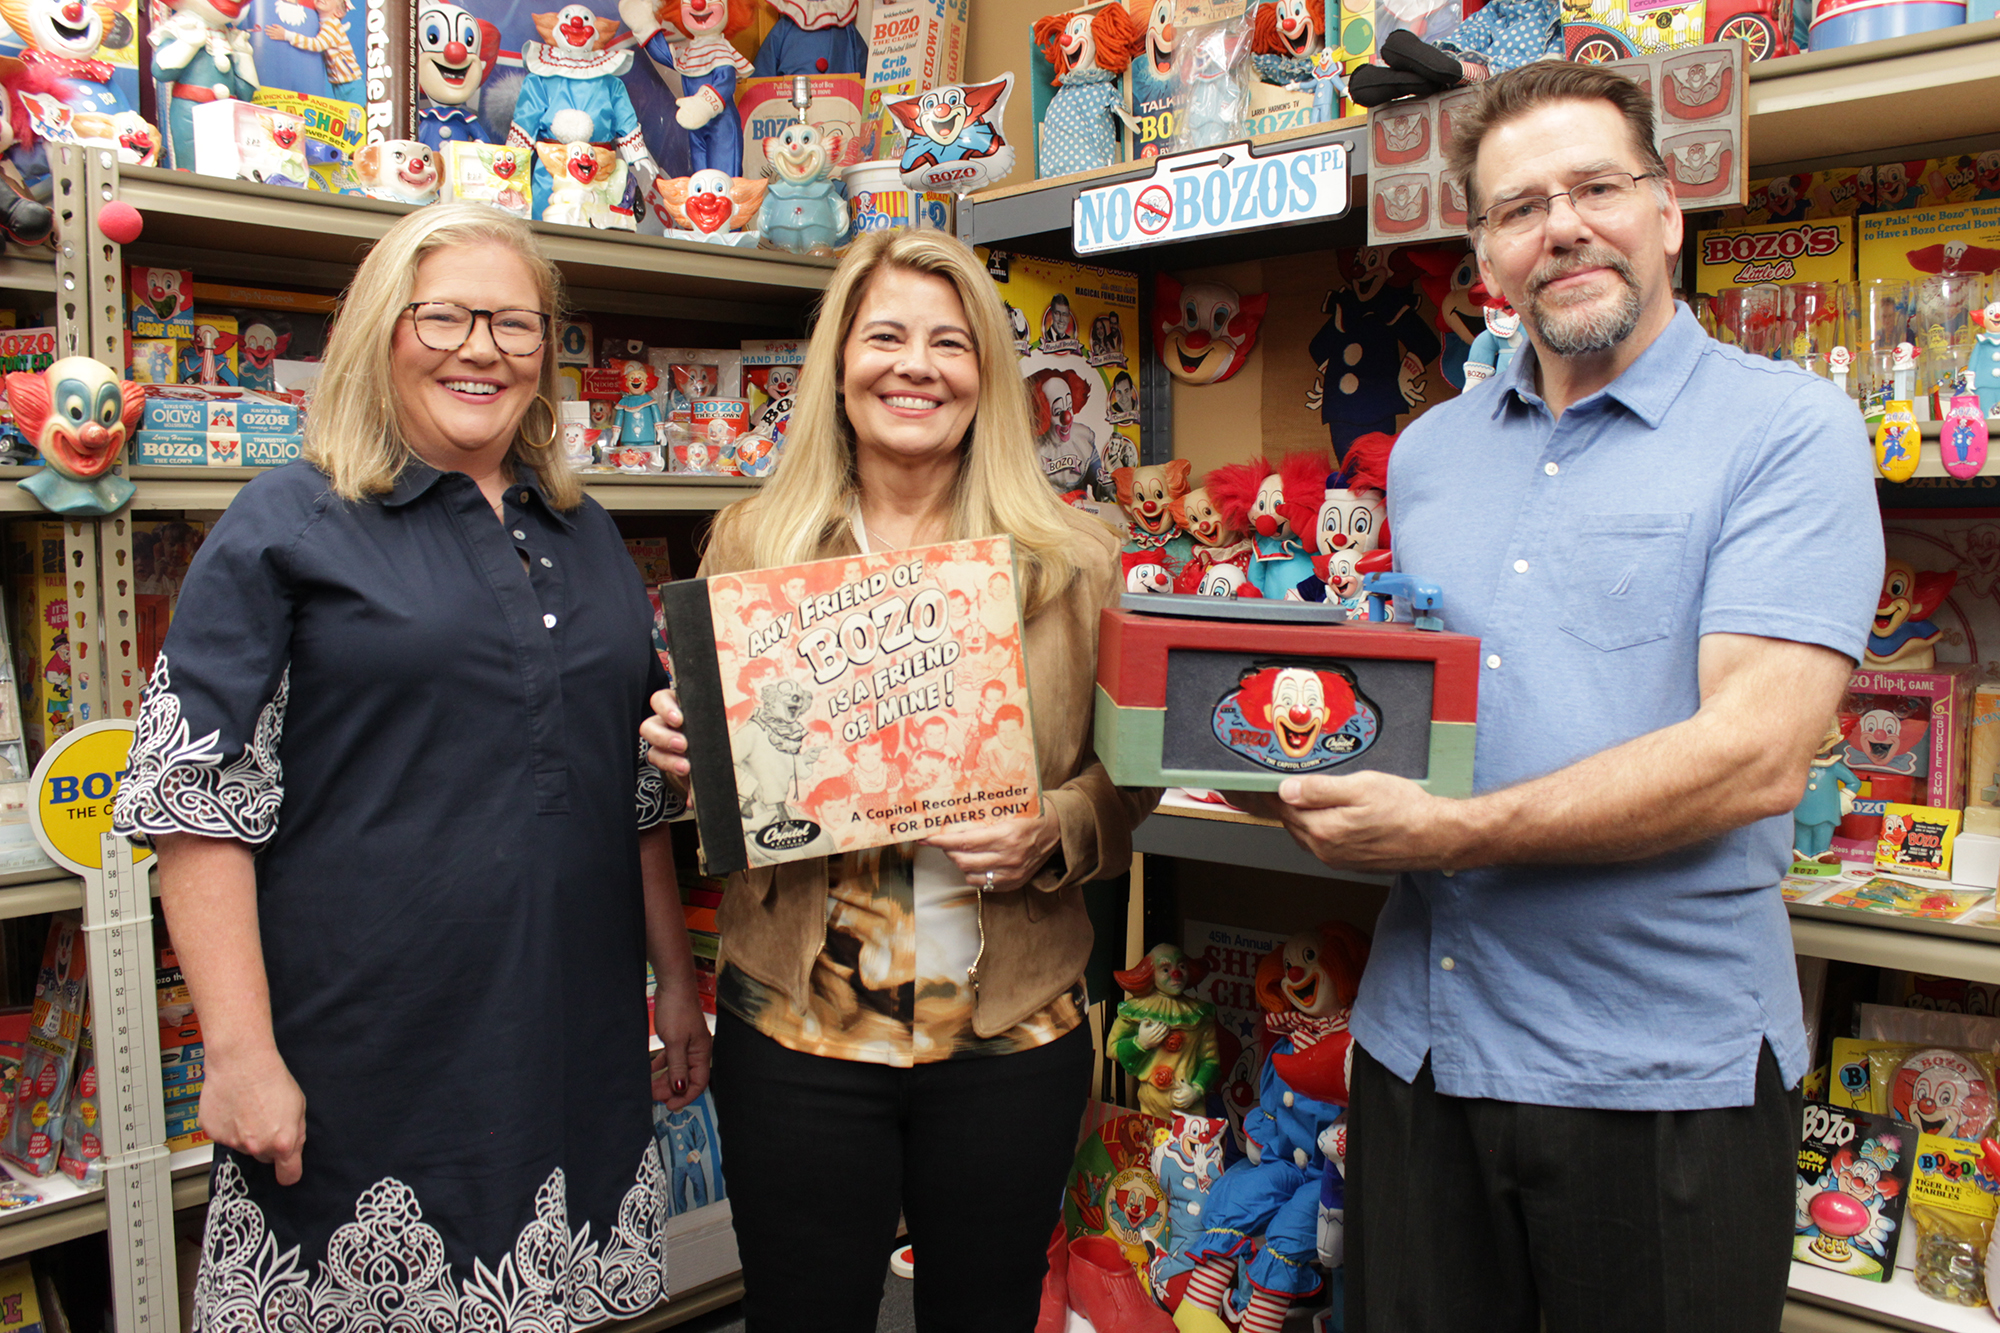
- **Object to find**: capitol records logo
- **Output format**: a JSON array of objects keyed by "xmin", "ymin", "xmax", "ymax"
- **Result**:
[{"xmin": 754, "ymin": 818, "xmax": 822, "ymax": 852}]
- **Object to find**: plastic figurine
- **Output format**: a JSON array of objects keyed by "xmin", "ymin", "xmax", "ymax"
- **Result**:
[
  {"xmin": 1827, "ymin": 343, "xmax": 1854, "ymax": 398},
  {"xmin": 1890, "ymin": 340, "xmax": 1918, "ymax": 402},
  {"xmin": 354, "ymin": 139, "xmax": 440, "ymax": 204},
  {"xmin": 150, "ymin": 0, "xmax": 260, "ymax": 173},
  {"xmin": 624, "ymin": 0, "xmax": 754, "ymax": 178},
  {"xmin": 0, "ymin": 0, "xmax": 159, "ymax": 166},
  {"xmin": 1032, "ymin": 5, "xmax": 1143, "ymax": 179},
  {"xmin": 1285, "ymin": 46, "xmax": 1347, "ymax": 124},
  {"xmin": 1173, "ymin": 17, "xmax": 1251, "ymax": 150},
  {"xmin": 5, "ymin": 357, "xmax": 143, "ymax": 516},
  {"xmin": 1795, "ymin": 720, "xmax": 1860, "ymax": 863},
  {"xmin": 654, "ymin": 167, "xmax": 766, "ymax": 237},
  {"xmin": 1148, "ymin": 1114, "xmax": 1227, "ymax": 1312},
  {"xmin": 237, "ymin": 317, "xmax": 287, "ymax": 392},
  {"xmin": 886, "ymin": 75, "xmax": 1016, "ymax": 195},
  {"xmin": 1249, "ymin": 0, "xmax": 1324, "ymax": 88},
  {"xmin": 1866, "ymin": 559, "xmax": 1957, "ymax": 669},
  {"xmin": 1296, "ymin": 432, "xmax": 1392, "ymax": 607},
  {"xmin": 1874, "ymin": 399, "xmax": 1919, "ymax": 483},
  {"xmin": 1107, "ymin": 944, "xmax": 1221, "ymax": 1122},
  {"xmin": 181, "ymin": 320, "xmax": 238, "ymax": 386},
  {"xmin": 1463, "ymin": 288, "xmax": 1526, "ymax": 386},
  {"xmin": 1169, "ymin": 484, "xmax": 1251, "ymax": 595},
  {"xmin": 1155, "ymin": 273, "xmax": 1268, "ymax": 386},
  {"xmin": 415, "ymin": 1, "xmax": 500, "ymax": 151},
  {"xmin": 1173, "ymin": 923, "xmax": 1370, "ymax": 1333},
  {"xmin": 1944, "ymin": 392, "xmax": 1990, "ymax": 479},
  {"xmin": 1114, "ymin": 459, "xmax": 1194, "ymax": 576},
  {"xmin": 1973, "ymin": 297, "xmax": 2000, "ymax": 419},
  {"xmin": 1208, "ymin": 452, "xmax": 1325, "ymax": 600},
  {"xmin": 757, "ymin": 120, "xmax": 848, "ymax": 253},
  {"xmin": 507, "ymin": 4, "xmax": 664, "ymax": 230},
  {"xmin": 751, "ymin": 0, "xmax": 865, "ymax": 76},
  {"xmin": 613, "ymin": 359, "xmax": 662, "ymax": 450}
]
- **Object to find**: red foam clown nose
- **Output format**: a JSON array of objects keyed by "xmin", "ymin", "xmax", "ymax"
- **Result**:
[
  {"xmin": 444, "ymin": 40, "xmax": 468, "ymax": 62},
  {"xmin": 1255, "ymin": 515, "xmax": 1278, "ymax": 536}
]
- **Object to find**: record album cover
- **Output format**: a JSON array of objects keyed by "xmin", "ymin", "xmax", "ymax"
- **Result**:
[{"xmin": 661, "ymin": 535, "xmax": 1042, "ymax": 875}]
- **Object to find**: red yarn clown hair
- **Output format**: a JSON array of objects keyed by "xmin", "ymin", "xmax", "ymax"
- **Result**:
[
  {"xmin": 1203, "ymin": 457, "xmax": 1273, "ymax": 534},
  {"xmin": 1275, "ymin": 449, "xmax": 1333, "ymax": 538},
  {"xmin": 1034, "ymin": 4, "xmax": 1145, "ymax": 79},
  {"xmin": 1253, "ymin": 921, "xmax": 1373, "ymax": 1015},
  {"xmin": 1234, "ymin": 664, "xmax": 1354, "ymax": 737},
  {"xmin": 1027, "ymin": 366, "xmax": 1093, "ymax": 434},
  {"xmin": 1251, "ymin": 0, "xmax": 1326, "ymax": 53},
  {"xmin": 618, "ymin": 360, "xmax": 661, "ymax": 393},
  {"xmin": 1112, "ymin": 948, "xmax": 1209, "ymax": 998}
]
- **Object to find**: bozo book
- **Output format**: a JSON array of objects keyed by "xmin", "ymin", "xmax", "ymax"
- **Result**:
[{"xmin": 661, "ymin": 536, "xmax": 1042, "ymax": 874}]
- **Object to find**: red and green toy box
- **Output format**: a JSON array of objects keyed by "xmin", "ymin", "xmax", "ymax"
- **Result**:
[{"xmin": 1093, "ymin": 607, "xmax": 1479, "ymax": 795}]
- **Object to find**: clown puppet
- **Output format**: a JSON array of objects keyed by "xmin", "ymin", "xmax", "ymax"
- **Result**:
[
  {"xmin": 1208, "ymin": 452, "xmax": 1328, "ymax": 600},
  {"xmin": 1174, "ymin": 923, "xmax": 1370, "ymax": 1333},
  {"xmin": 622, "ymin": 0, "xmax": 753, "ymax": 177},
  {"xmin": 1155, "ymin": 272, "xmax": 1268, "ymax": 385},
  {"xmin": 414, "ymin": 0, "xmax": 499, "ymax": 150},
  {"xmin": 1113, "ymin": 458, "xmax": 1194, "ymax": 574},
  {"xmin": 149, "ymin": 0, "xmax": 259, "ymax": 173},
  {"xmin": 1248, "ymin": 0, "xmax": 1323, "ymax": 88},
  {"xmin": 1296, "ymin": 431, "xmax": 1392, "ymax": 607},
  {"xmin": 1032, "ymin": 4, "xmax": 1143, "ymax": 179},
  {"xmin": 1124, "ymin": 0, "xmax": 1176, "ymax": 154},
  {"xmin": 508, "ymin": 4, "xmax": 665, "ymax": 230},
  {"xmin": 750, "ymin": 0, "xmax": 864, "ymax": 77},
  {"xmin": 1169, "ymin": 482, "xmax": 1251, "ymax": 595}
]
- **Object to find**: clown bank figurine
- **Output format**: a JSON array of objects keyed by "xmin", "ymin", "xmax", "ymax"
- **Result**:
[
  {"xmin": 415, "ymin": 1, "xmax": 499, "ymax": 150},
  {"xmin": 508, "ymin": 4, "xmax": 663, "ymax": 230},
  {"xmin": 1796, "ymin": 720, "xmax": 1860, "ymax": 863},
  {"xmin": 151, "ymin": 0, "xmax": 260, "ymax": 173},
  {"xmin": 613, "ymin": 359, "xmax": 662, "ymax": 449},
  {"xmin": 6, "ymin": 357, "xmax": 143, "ymax": 515},
  {"xmin": 1107, "ymin": 944, "xmax": 1221, "ymax": 1123},
  {"xmin": 1865, "ymin": 558, "xmax": 1956, "ymax": 669},
  {"xmin": 1174, "ymin": 923, "xmax": 1370, "ymax": 1333},
  {"xmin": 623, "ymin": 0, "xmax": 754, "ymax": 178}
]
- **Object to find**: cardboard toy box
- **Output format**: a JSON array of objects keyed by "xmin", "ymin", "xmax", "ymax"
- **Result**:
[
  {"xmin": 1831, "ymin": 664, "xmax": 1975, "ymax": 861},
  {"xmin": 864, "ymin": 0, "xmax": 967, "ymax": 159},
  {"xmin": 1859, "ymin": 199, "xmax": 2000, "ymax": 285},
  {"xmin": 1966, "ymin": 676, "xmax": 2000, "ymax": 836},
  {"xmin": 1694, "ymin": 215, "xmax": 1856, "ymax": 293},
  {"xmin": 1093, "ymin": 606, "xmax": 1480, "ymax": 795},
  {"xmin": 128, "ymin": 267, "xmax": 195, "ymax": 340},
  {"xmin": 7, "ymin": 522, "xmax": 71, "ymax": 762},
  {"xmin": 740, "ymin": 75, "xmax": 865, "ymax": 179}
]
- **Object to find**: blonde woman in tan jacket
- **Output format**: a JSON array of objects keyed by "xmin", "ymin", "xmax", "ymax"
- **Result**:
[{"xmin": 642, "ymin": 228, "xmax": 1153, "ymax": 1332}]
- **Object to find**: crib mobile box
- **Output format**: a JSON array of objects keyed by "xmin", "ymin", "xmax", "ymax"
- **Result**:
[{"xmin": 1093, "ymin": 607, "xmax": 1479, "ymax": 794}]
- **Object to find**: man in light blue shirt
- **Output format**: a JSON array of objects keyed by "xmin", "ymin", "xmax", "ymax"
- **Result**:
[{"xmin": 1250, "ymin": 63, "xmax": 1883, "ymax": 1332}]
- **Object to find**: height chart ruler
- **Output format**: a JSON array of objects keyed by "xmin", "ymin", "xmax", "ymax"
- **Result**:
[{"xmin": 29, "ymin": 722, "xmax": 176, "ymax": 1333}]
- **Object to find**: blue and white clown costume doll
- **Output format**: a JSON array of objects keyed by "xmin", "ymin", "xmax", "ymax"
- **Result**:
[
  {"xmin": 149, "ymin": 0, "xmax": 259, "ymax": 173},
  {"xmin": 624, "ymin": 0, "xmax": 753, "ymax": 178},
  {"xmin": 751, "ymin": 0, "xmax": 865, "ymax": 76},
  {"xmin": 506, "ymin": 4, "xmax": 663, "ymax": 228},
  {"xmin": 1031, "ymin": 6, "xmax": 1141, "ymax": 179},
  {"xmin": 1248, "ymin": 0, "xmax": 1323, "ymax": 89},
  {"xmin": 414, "ymin": 1, "xmax": 498, "ymax": 152}
]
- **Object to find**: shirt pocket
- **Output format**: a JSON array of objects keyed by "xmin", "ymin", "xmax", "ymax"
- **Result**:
[{"xmin": 1557, "ymin": 513, "xmax": 1693, "ymax": 652}]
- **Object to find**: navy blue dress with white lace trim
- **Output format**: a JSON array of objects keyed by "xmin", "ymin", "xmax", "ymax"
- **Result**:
[{"xmin": 111, "ymin": 459, "xmax": 676, "ymax": 1332}]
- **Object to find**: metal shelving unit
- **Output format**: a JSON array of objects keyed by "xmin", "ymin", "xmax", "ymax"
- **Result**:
[{"xmin": 116, "ymin": 467, "xmax": 763, "ymax": 515}]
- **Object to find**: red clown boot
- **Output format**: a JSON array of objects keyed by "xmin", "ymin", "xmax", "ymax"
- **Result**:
[
  {"xmin": 1037, "ymin": 1222, "xmax": 1070, "ymax": 1333},
  {"xmin": 1069, "ymin": 1235, "xmax": 1177, "ymax": 1333}
]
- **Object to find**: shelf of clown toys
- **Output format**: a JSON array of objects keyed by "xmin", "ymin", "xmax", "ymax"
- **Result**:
[
  {"xmin": 1135, "ymin": 789, "xmax": 1396, "ymax": 886},
  {"xmin": 23, "ymin": 466, "xmax": 765, "ymax": 515},
  {"xmin": 958, "ymin": 17, "xmax": 2000, "ymax": 260},
  {"xmin": 114, "ymin": 166, "xmax": 837, "ymax": 325},
  {"xmin": 0, "ymin": 1144, "xmax": 212, "ymax": 1263},
  {"xmin": 1787, "ymin": 1254, "xmax": 2000, "ymax": 1333}
]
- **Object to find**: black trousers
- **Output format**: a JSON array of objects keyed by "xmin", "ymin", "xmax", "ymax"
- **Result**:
[
  {"xmin": 709, "ymin": 1008, "xmax": 1093, "ymax": 1333},
  {"xmin": 1346, "ymin": 1042, "xmax": 1800, "ymax": 1333}
]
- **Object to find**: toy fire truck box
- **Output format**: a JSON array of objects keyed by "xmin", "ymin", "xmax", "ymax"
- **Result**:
[
  {"xmin": 128, "ymin": 266, "xmax": 195, "ymax": 339},
  {"xmin": 1830, "ymin": 664, "xmax": 1975, "ymax": 861},
  {"xmin": 740, "ymin": 75, "xmax": 865, "ymax": 180},
  {"xmin": 865, "ymin": 0, "xmax": 968, "ymax": 158},
  {"xmin": 0, "ymin": 914, "xmax": 85, "ymax": 1177},
  {"xmin": 1093, "ymin": 606, "xmax": 1480, "ymax": 795},
  {"xmin": 6, "ymin": 522, "xmax": 70, "ymax": 762},
  {"xmin": 661, "ymin": 536, "xmax": 1038, "ymax": 875},
  {"xmin": 1858, "ymin": 199, "xmax": 2000, "ymax": 286},
  {"xmin": 1694, "ymin": 215, "xmax": 1855, "ymax": 293}
]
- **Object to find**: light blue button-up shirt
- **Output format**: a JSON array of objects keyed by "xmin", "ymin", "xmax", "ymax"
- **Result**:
[{"xmin": 1351, "ymin": 304, "xmax": 1885, "ymax": 1111}]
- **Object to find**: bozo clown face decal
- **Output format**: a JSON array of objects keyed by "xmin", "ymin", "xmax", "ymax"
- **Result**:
[
  {"xmin": 1154, "ymin": 272, "xmax": 1269, "ymax": 385},
  {"xmin": 1213, "ymin": 660, "xmax": 1379, "ymax": 773},
  {"xmin": 1891, "ymin": 1048, "xmax": 1997, "ymax": 1140}
]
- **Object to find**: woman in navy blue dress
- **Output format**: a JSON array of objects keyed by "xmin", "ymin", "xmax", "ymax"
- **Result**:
[{"xmin": 112, "ymin": 204, "xmax": 709, "ymax": 1332}]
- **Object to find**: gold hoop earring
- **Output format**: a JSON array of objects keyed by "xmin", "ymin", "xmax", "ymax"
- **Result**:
[{"xmin": 523, "ymin": 393, "xmax": 560, "ymax": 451}]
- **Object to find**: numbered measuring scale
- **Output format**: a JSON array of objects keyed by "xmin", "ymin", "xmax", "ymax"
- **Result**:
[{"xmin": 28, "ymin": 721, "xmax": 178, "ymax": 1333}]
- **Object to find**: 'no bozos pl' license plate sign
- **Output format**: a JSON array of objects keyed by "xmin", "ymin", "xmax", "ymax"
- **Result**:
[{"xmin": 1072, "ymin": 142, "xmax": 1350, "ymax": 256}]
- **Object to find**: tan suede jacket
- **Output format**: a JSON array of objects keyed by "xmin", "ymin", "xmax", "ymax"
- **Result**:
[{"xmin": 700, "ymin": 503, "xmax": 1157, "ymax": 1037}]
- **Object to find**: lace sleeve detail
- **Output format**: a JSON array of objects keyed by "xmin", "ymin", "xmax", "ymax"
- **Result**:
[
  {"xmin": 112, "ymin": 650, "xmax": 289, "ymax": 846},
  {"xmin": 636, "ymin": 736, "xmax": 684, "ymax": 831}
]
